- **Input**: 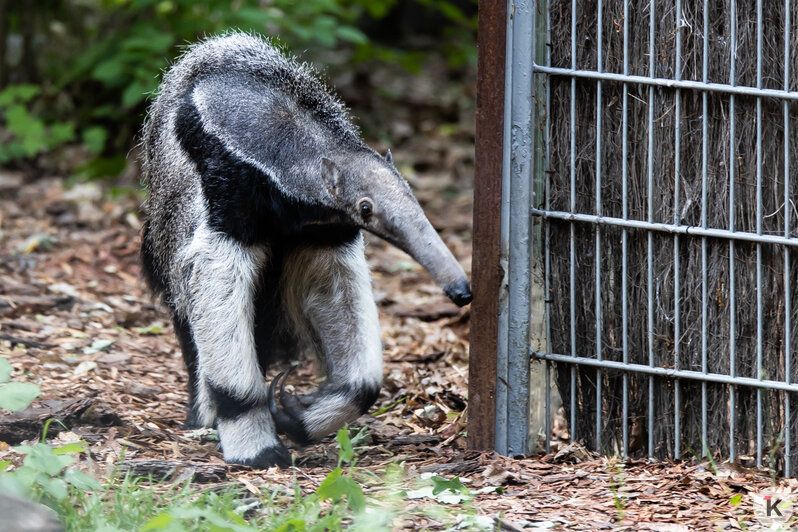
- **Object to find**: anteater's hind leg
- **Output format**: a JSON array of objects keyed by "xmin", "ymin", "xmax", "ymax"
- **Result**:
[
  {"xmin": 179, "ymin": 224, "xmax": 290, "ymax": 468},
  {"xmin": 269, "ymin": 233, "xmax": 382, "ymax": 444}
]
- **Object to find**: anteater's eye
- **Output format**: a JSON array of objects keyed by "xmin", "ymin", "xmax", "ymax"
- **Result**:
[{"xmin": 358, "ymin": 199, "xmax": 373, "ymax": 221}]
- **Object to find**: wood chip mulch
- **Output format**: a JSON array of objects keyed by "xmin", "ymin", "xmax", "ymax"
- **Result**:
[{"xmin": 1, "ymin": 174, "xmax": 796, "ymax": 530}]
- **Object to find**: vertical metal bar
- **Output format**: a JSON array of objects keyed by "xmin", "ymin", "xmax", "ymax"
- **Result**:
[
  {"xmin": 647, "ymin": 0, "xmax": 656, "ymax": 459},
  {"xmin": 504, "ymin": 0, "xmax": 536, "ymax": 457},
  {"xmin": 755, "ymin": 0, "xmax": 763, "ymax": 469},
  {"xmin": 528, "ymin": 0, "xmax": 549, "ymax": 455},
  {"xmin": 594, "ymin": 0, "xmax": 603, "ymax": 452},
  {"xmin": 569, "ymin": 0, "xmax": 577, "ymax": 445},
  {"xmin": 784, "ymin": 0, "xmax": 792, "ymax": 477},
  {"xmin": 494, "ymin": 0, "xmax": 515, "ymax": 456},
  {"xmin": 496, "ymin": 0, "xmax": 549, "ymax": 456},
  {"xmin": 700, "ymin": 0, "xmax": 709, "ymax": 459},
  {"xmin": 621, "ymin": 0, "xmax": 630, "ymax": 460},
  {"xmin": 728, "ymin": 0, "xmax": 737, "ymax": 465},
  {"xmin": 544, "ymin": 0, "xmax": 552, "ymax": 456},
  {"xmin": 673, "ymin": 0, "xmax": 682, "ymax": 460}
]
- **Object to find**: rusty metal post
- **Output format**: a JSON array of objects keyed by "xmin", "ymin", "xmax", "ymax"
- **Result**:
[{"xmin": 467, "ymin": 0, "xmax": 507, "ymax": 450}]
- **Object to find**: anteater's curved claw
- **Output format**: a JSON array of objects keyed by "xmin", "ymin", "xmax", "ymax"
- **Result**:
[
  {"xmin": 266, "ymin": 368, "xmax": 312, "ymax": 445},
  {"xmin": 267, "ymin": 370, "xmax": 289, "ymax": 418}
]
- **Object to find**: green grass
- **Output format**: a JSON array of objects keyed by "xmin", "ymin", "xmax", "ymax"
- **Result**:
[
  {"xmin": 2, "ymin": 429, "xmax": 492, "ymax": 532},
  {"xmin": 52, "ymin": 457, "xmax": 491, "ymax": 531},
  {"xmin": 61, "ymin": 476, "xmax": 257, "ymax": 531},
  {"xmin": 56, "ymin": 468, "xmax": 384, "ymax": 532}
]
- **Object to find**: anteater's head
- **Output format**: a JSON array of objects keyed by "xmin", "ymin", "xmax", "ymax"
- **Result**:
[{"xmin": 320, "ymin": 150, "xmax": 472, "ymax": 307}]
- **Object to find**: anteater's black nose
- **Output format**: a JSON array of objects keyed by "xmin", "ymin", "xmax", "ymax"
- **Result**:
[{"xmin": 445, "ymin": 279, "xmax": 473, "ymax": 307}]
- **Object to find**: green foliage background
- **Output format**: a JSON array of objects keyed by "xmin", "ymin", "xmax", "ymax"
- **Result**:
[{"xmin": 0, "ymin": 0, "xmax": 476, "ymax": 176}]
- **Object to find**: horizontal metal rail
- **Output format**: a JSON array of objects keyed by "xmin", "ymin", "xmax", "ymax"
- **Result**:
[
  {"xmin": 533, "ymin": 351, "xmax": 798, "ymax": 393},
  {"xmin": 532, "ymin": 64, "xmax": 798, "ymax": 101},
  {"xmin": 531, "ymin": 208, "xmax": 798, "ymax": 247}
]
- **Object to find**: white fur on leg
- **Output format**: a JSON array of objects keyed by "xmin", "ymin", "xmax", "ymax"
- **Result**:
[
  {"xmin": 302, "ymin": 393, "xmax": 363, "ymax": 440},
  {"xmin": 281, "ymin": 234, "xmax": 383, "ymax": 438},
  {"xmin": 217, "ymin": 406, "xmax": 282, "ymax": 462},
  {"xmin": 282, "ymin": 234, "xmax": 383, "ymax": 386},
  {"xmin": 176, "ymin": 221, "xmax": 269, "ymax": 426}
]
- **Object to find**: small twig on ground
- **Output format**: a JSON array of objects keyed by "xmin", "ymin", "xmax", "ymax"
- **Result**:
[
  {"xmin": 291, "ymin": 466, "xmax": 320, "ymax": 487},
  {"xmin": 0, "ymin": 333, "xmax": 53, "ymax": 350}
]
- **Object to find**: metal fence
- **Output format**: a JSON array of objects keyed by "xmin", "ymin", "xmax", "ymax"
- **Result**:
[{"xmin": 484, "ymin": 0, "xmax": 798, "ymax": 474}]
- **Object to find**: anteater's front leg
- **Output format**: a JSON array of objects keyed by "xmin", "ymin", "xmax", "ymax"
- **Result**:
[
  {"xmin": 180, "ymin": 224, "xmax": 289, "ymax": 467},
  {"xmin": 270, "ymin": 234, "xmax": 382, "ymax": 443}
]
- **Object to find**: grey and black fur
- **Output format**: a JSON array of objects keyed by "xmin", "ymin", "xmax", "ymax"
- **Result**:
[{"xmin": 140, "ymin": 33, "xmax": 472, "ymax": 468}]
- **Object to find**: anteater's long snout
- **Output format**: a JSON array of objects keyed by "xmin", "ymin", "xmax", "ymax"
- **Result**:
[
  {"xmin": 378, "ymin": 208, "xmax": 473, "ymax": 307},
  {"xmin": 409, "ymin": 229, "xmax": 473, "ymax": 307},
  {"xmin": 443, "ymin": 277, "xmax": 473, "ymax": 307}
]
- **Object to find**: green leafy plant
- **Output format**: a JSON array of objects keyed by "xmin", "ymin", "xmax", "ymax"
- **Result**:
[
  {"xmin": 0, "ymin": 438, "xmax": 102, "ymax": 506},
  {"xmin": 315, "ymin": 427, "xmax": 367, "ymax": 514},
  {"xmin": 139, "ymin": 505, "xmax": 254, "ymax": 532},
  {"xmin": 607, "ymin": 460, "xmax": 626, "ymax": 523},
  {"xmin": 0, "ymin": 356, "xmax": 101, "ymax": 510},
  {"xmin": 2, "ymin": 1, "xmax": 476, "ymax": 172},
  {"xmin": 430, "ymin": 475, "xmax": 469, "ymax": 497},
  {"xmin": 2, "ymin": 0, "xmax": 373, "ymax": 173},
  {"xmin": 0, "ymin": 84, "xmax": 76, "ymax": 163},
  {"xmin": 0, "ymin": 356, "xmax": 40, "ymax": 412}
]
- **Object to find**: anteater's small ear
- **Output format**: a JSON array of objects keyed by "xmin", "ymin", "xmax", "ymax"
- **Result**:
[
  {"xmin": 320, "ymin": 157, "xmax": 341, "ymax": 196},
  {"xmin": 385, "ymin": 149, "xmax": 393, "ymax": 165}
]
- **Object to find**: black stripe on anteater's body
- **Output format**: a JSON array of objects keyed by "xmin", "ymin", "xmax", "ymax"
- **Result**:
[{"xmin": 141, "ymin": 33, "xmax": 472, "ymax": 468}]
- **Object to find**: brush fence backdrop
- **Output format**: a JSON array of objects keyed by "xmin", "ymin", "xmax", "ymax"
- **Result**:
[{"xmin": 499, "ymin": 0, "xmax": 798, "ymax": 475}]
